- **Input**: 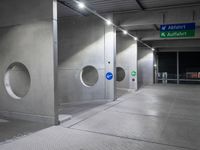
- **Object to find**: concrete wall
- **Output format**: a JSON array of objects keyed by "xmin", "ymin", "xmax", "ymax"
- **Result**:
[
  {"xmin": 138, "ymin": 47, "xmax": 154, "ymax": 88},
  {"xmin": 0, "ymin": 0, "xmax": 58, "ymax": 125},
  {"xmin": 58, "ymin": 15, "xmax": 116, "ymax": 104},
  {"xmin": 116, "ymin": 33, "xmax": 138, "ymax": 90}
]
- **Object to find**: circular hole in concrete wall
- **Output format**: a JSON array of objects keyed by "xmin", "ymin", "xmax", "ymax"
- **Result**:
[
  {"xmin": 116, "ymin": 67, "xmax": 126, "ymax": 82},
  {"xmin": 4, "ymin": 62, "xmax": 31, "ymax": 99},
  {"xmin": 80, "ymin": 66, "xmax": 99, "ymax": 87}
]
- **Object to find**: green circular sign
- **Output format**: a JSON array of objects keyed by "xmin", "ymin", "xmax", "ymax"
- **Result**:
[{"xmin": 131, "ymin": 71, "xmax": 137, "ymax": 77}]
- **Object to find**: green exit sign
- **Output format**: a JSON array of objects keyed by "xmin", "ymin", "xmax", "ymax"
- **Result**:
[
  {"xmin": 160, "ymin": 23, "xmax": 195, "ymax": 38},
  {"xmin": 160, "ymin": 30, "xmax": 195, "ymax": 38}
]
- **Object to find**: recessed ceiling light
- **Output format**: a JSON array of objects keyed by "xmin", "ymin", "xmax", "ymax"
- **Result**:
[
  {"xmin": 106, "ymin": 19, "xmax": 112, "ymax": 25},
  {"xmin": 123, "ymin": 30, "xmax": 128, "ymax": 35},
  {"xmin": 134, "ymin": 37, "xmax": 138, "ymax": 41},
  {"xmin": 78, "ymin": 2, "xmax": 85, "ymax": 9}
]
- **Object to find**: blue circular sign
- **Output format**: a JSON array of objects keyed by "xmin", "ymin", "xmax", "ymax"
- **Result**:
[{"xmin": 106, "ymin": 72, "xmax": 113, "ymax": 80}]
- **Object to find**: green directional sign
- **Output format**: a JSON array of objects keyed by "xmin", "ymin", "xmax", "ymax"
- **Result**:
[
  {"xmin": 131, "ymin": 71, "xmax": 137, "ymax": 77},
  {"xmin": 160, "ymin": 23, "xmax": 195, "ymax": 38},
  {"xmin": 160, "ymin": 30, "xmax": 195, "ymax": 38}
]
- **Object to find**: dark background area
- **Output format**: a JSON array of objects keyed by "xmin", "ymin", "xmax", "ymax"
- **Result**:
[
  {"xmin": 158, "ymin": 51, "xmax": 200, "ymax": 84},
  {"xmin": 179, "ymin": 52, "xmax": 200, "ymax": 73},
  {"xmin": 158, "ymin": 52, "xmax": 200, "ymax": 74},
  {"xmin": 158, "ymin": 52, "xmax": 177, "ymax": 74}
]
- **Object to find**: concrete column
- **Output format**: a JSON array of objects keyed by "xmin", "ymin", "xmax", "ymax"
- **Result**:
[
  {"xmin": 154, "ymin": 52, "xmax": 158, "ymax": 84},
  {"xmin": 0, "ymin": 0, "xmax": 58, "ymax": 125},
  {"xmin": 105, "ymin": 15, "xmax": 116, "ymax": 100},
  {"xmin": 116, "ymin": 34, "xmax": 138, "ymax": 91},
  {"xmin": 129, "ymin": 42, "xmax": 138, "ymax": 90},
  {"xmin": 177, "ymin": 51, "xmax": 180, "ymax": 84}
]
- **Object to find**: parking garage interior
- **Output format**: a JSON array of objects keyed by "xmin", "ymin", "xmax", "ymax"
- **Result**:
[{"xmin": 1, "ymin": 0, "xmax": 200, "ymax": 150}]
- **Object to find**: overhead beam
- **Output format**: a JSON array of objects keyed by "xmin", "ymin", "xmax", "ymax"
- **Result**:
[
  {"xmin": 115, "ymin": 6, "xmax": 200, "ymax": 27},
  {"xmin": 113, "ymin": 2, "xmax": 200, "ymax": 14},
  {"xmin": 58, "ymin": 0, "xmax": 86, "ymax": 16},
  {"xmin": 135, "ymin": 0, "xmax": 145, "ymax": 10},
  {"xmin": 146, "ymin": 39, "xmax": 200, "ymax": 48},
  {"xmin": 154, "ymin": 24, "xmax": 159, "ymax": 31},
  {"xmin": 158, "ymin": 47, "xmax": 200, "ymax": 52}
]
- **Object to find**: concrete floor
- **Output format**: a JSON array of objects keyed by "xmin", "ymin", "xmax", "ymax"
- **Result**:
[
  {"xmin": 0, "ymin": 118, "xmax": 50, "ymax": 143},
  {"xmin": 1, "ymin": 84, "xmax": 200, "ymax": 150}
]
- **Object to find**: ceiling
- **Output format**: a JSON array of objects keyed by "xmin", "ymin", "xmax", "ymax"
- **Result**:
[
  {"xmin": 58, "ymin": 0, "xmax": 200, "ymax": 17},
  {"xmin": 58, "ymin": 0, "xmax": 200, "ymax": 49}
]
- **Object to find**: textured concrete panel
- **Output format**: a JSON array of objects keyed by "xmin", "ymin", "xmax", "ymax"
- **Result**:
[
  {"xmin": 58, "ymin": 16, "xmax": 105, "ymax": 69},
  {"xmin": 0, "ymin": 0, "xmax": 53, "ymax": 27},
  {"xmin": 116, "ymin": 33, "xmax": 138, "ymax": 90},
  {"xmin": 58, "ymin": 15, "xmax": 116, "ymax": 104},
  {"xmin": 57, "ymin": 69, "xmax": 105, "ymax": 103},
  {"xmin": 138, "ymin": 47, "xmax": 154, "ymax": 88},
  {"xmin": 0, "ymin": 21, "xmax": 57, "ymax": 124},
  {"xmin": 104, "ymin": 14, "xmax": 116, "ymax": 100}
]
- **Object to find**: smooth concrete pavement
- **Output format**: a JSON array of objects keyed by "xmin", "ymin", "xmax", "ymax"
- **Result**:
[{"xmin": 1, "ymin": 84, "xmax": 200, "ymax": 150}]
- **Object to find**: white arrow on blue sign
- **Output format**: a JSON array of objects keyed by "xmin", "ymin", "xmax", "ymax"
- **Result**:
[
  {"xmin": 106, "ymin": 72, "xmax": 113, "ymax": 80},
  {"xmin": 160, "ymin": 23, "xmax": 195, "ymax": 31}
]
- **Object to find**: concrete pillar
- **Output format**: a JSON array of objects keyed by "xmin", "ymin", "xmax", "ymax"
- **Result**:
[
  {"xmin": 138, "ymin": 47, "xmax": 154, "ymax": 88},
  {"xmin": 154, "ymin": 52, "xmax": 158, "ymax": 84},
  {"xmin": 105, "ymin": 15, "xmax": 116, "ymax": 100},
  {"xmin": 116, "ymin": 34, "xmax": 138, "ymax": 91},
  {"xmin": 177, "ymin": 51, "xmax": 180, "ymax": 84},
  {"xmin": 0, "ymin": 0, "xmax": 58, "ymax": 125},
  {"xmin": 130, "ymin": 42, "xmax": 138, "ymax": 90}
]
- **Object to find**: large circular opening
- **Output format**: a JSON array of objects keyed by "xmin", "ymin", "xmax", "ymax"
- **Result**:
[
  {"xmin": 4, "ymin": 62, "xmax": 31, "ymax": 99},
  {"xmin": 116, "ymin": 67, "xmax": 126, "ymax": 82},
  {"xmin": 80, "ymin": 66, "xmax": 99, "ymax": 87}
]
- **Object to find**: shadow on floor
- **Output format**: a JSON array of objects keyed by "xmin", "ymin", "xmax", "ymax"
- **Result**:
[
  {"xmin": 0, "ymin": 117, "xmax": 50, "ymax": 143},
  {"xmin": 59, "ymin": 100, "xmax": 108, "ymax": 117},
  {"xmin": 116, "ymin": 88, "xmax": 130, "ymax": 98}
]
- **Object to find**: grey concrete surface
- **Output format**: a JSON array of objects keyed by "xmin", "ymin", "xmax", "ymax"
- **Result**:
[
  {"xmin": 0, "ymin": 118, "xmax": 49, "ymax": 143},
  {"xmin": 104, "ymin": 14, "xmax": 116, "ymax": 100},
  {"xmin": 0, "ymin": 126, "xmax": 188, "ymax": 150},
  {"xmin": 116, "ymin": 88, "xmax": 130, "ymax": 98},
  {"xmin": 116, "ymin": 33, "xmax": 138, "ymax": 90},
  {"xmin": 59, "ymin": 100, "xmax": 109, "ymax": 117},
  {"xmin": 0, "ymin": 0, "xmax": 58, "ymax": 124},
  {"xmin": 0, "ymin": 0, "xmax": 53, "ymax": 27},
  {"xmin": 0, "ymin": 20, "xmax": 57, "ymax": 124},
  {"xmin": 1, "ymin": 85, "xmax": 199, "ymax": 150},
  {"xmin": 138, "ymin": 47, "xmax": 154, "ymax": 88},
  {"xmin": 57, "ymin": 16, "xmax": 115, "ymax": 104}
]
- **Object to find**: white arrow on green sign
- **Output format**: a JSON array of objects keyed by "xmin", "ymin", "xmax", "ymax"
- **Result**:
[{"xmin": 131, "ymin": 71, "xmax": 137, "ymax": 77}]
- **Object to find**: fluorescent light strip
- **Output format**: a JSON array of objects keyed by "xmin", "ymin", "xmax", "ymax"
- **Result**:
[{"xmin": 73, "ymin": 0, "xmax": 155, "ymax": 51}]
